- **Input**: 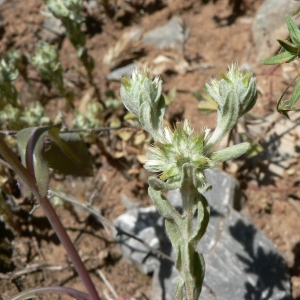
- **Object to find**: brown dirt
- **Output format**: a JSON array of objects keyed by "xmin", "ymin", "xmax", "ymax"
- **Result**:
[{"xmin": 1, "ymin": 0, "xmax": 300, "ymax": 299}]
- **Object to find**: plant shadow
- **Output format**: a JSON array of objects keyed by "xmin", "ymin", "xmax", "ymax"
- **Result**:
[{"xmin": 229, "ymin": 219, "xmax": 292, "ymax": 300}]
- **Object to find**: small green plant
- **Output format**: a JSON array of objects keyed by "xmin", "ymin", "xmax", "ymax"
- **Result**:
[
  {"xmin": 120, "ymin": 65, "xmax": 257, "ymax": 299},
  {"xmin": 30, "ymin": 41, "xmax": 74, "ymax": 106},
  {"xmin": 0, "ymin": 58, "xmax": 20, "ymax": 110},
  {"xmin": 0, "ymin": 55, "xmax": 50, "ymax": 130},
  {"xmin": 45, "ymin": 0, "xmax": 95, "ymax": 84},
  {"xmin": 262, "ymin": 15, "xmax": 300, "ymax": 118}
]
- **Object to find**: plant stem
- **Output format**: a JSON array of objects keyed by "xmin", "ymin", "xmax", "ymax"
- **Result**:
[
  {"xmin": 0, "ymin": 136, "xmax": 101, "ymax": 300},
  {"xmin": 9, "ymin": 286, "xmax": 90, "ymax": 300}
]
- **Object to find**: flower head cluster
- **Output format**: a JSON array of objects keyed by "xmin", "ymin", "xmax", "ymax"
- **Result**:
[
  {"xmin": 46, "ymin": 0, "xmax": 83, "ymax": 23},
  {"xmin": 205, "ymin": 64, "xmax": 257, "ymax": 151},
  {"xmin": 30, "ymin": 42, "xmax": 62, "ymax": 78},
  {"xmin": 145, "ymin": 120, "xmax": 214, "ymax": 190},
  {"xmin": 0, "ymin": 59, "xmax": 19, "ymax": 108},
  {"xmin": 0, "ymin": 59, "xmax": 18, "ymax": 82},
  {"xmin": 121, "ymin": 69, "xmax": 165, "ymax": 141},
  {"xmin": 120, "ymin": 66, "xmax": 257, "ymax": 191}
]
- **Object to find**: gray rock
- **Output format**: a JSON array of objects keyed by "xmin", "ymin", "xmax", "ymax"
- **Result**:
[
  {"xmin": 114, "ymin": 169, "xmax": 292, "ymax": 299},
  {"xmin": 252, "ymin": 0, "xmax": 300, "ymax": 62},
  {"xmin": 142, "ymin": 17, "xmax": 189, "ymax": 51},
  {"xmin": 41, "ymin": 17, "xmax": 66, "ymax": 44},
  {"xmin": 106, "ymin": 63, "xmax": 136, "ymax": 81},
  {"xmin": 154, "ymin": 206, "xmax": 292, "ymax": 300},
  {"xmin": 114, "ymin": 206, "xmax": 165, "ymax": 274}
]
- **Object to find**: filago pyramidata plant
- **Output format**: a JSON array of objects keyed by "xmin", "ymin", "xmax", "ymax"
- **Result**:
[
  {"xmin": 45, "ymin": 0, "xmax": 95, "ymax": 83},
  {"xmin": 30, "ymin": 41, "xmax": 74, "ymax": 105},
  {"xmin": 120, "ymin": 64, "xmax": 257, "ymax": 300}
]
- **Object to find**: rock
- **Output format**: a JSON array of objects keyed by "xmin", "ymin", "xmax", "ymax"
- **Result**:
[
  {"xmin": 106, "ymin": 63, "xmax": 136, "ymax": 81},
  {"xmin": 114, "ymin": 205, "xmax": 165, "ymax": 274},
  {"xmin": 252, "ymin": 0, "xmax": 300, "ymax": 62},
  {"xmin": 40, "ymin": 17, "xmax": 66, "ymax": 44},
  {"xmin": 154, "ymin": 206, "xmax": 292, "ymax": 300},
  {"xmin": 114, "ymin": 169, "xmax": 292, "ymax": 299},
  {"xmin": 142, "ymin": 16, "xmax": 189, "ymax": 51}
]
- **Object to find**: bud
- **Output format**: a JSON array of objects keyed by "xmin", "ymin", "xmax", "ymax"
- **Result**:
[
  {"xmin": 30, "ymin": 42, "xmax": 62, "ymax": 79},
  {"xmin": 144, "ymin": 120, "xmax": 214, "ymax": 192},
  {"xmin": 120, "ymin": 69, "xmax": 165, "ymax": 141},
  {"xmin": 46, "ymin": 0, "xmax": 83, "ymax": 23},
  {"xmin": 144, "ymin": 119, "xmax": 250, "ymax": 192},
  {"xmin": 205, "ymin": 64, "xmax": 257, "ymax": 151}
]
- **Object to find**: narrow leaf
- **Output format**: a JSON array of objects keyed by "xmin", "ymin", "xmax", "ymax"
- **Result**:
[
  {"xmin": 148, "ymin": 176, "xmax": 180, "ymax": 191},
  {"xmin": 210, "ymin": 142, "xmax": 250, "ymax": 162},
  {"xmin": 286, "ymin": 15, "xmax": 300, "ymax": 46},
  {"xmin": 189, "ymin": 194, "xmax": 210, "ymax": 246},
  {"xmin": 17, "ymin": 126, "xmax": 52, "ymax": 198},
  {"xmin": 277, "ymin": 39, "xmax": 298, "ymax": 54},
  {"xmin": 290, "ymin": 77, "xmax": 300, "ymax": 106},
  {"xmin": 262, "ymin": 51, "xmax": 298, "ymax": 65},
  {"xmin": 148, "ymin": 186, "xmax": 182, "ymax": 223},
  {"xmin": 44, "ymin": 132, "xmax": 93, "ymax": 176}
]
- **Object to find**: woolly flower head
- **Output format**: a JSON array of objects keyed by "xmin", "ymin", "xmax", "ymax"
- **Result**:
[
  {"xmin": 204, "ymin": 63, "xmax": 257, "ymax": 151},
  {"xmin": 145, "ymin": 120, "xmax": 214, "ymax": 189}
]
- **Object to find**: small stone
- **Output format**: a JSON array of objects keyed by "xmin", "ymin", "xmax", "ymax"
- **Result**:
[
  {"xmin": 106, "ymin": 63, "xmax": 136, "ymax": 81},
  {"xmin": 287, "ymin": 168, "xmax": 296, "ymax": 176},
  {"xmin": 40, "ymin": 17, "xmax": 65, "ymax": 44},
  {"xmin": 142, "ymin": 17, "xmax": 189, "ymax": 51}
]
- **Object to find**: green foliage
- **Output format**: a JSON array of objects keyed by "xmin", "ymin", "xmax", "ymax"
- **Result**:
[
  {"xmin": 45, "ymin": 0, "xmax": 95, "ymax": 81},
  {"xmin": 30, "ymin": 41, "xmax": 74, "ymax": 103},
  {"xmin": 72, "ymin": 101, "xmax": 104, "ymax": 129},
  {"xmin": 0, "ymin": 59, "xmax": 20, "ymax": 109},
  {"xmin": 262, "ymin": 16, "xmax": 300, "ymax": 117},
  {"xmin": 205, "ymin": 64, "xmax": 257, "ymax": 151},
  {"xmin": 16, "ymin": 124, "xmax": 93, "ymax": 198},
  {"xmin": 192, "ymin": 88, "xmax": 218, "ymax": 115},
  {"xmin": 120, "ymin": 67, "xmax": 257, "ymax": 299}
]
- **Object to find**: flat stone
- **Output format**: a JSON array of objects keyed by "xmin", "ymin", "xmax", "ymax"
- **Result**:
[
  {"xmin": 154, "ymin": 206, "xmax": 292, "ymax": 300},
  {"xmin": 142, "ymin": 17, "xmax": 189, "ymax": 51},
  {"xmin": 114, "ymin": 169, "xmax": 292, "ymax": 299},
  {"xmin": 106, "ymin": 63, "xmax": 136, "ymax": 81},
  {"xmin": 252, "ymin": 0, "xmax": 300, "ymax": 62}
]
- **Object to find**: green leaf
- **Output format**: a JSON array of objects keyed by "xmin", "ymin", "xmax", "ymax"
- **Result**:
[
  {"xmin": 192, "ymin": 250, "xmax": 205, "ymax": 296},
  {"xmin": 16, "ymin": 126, "xmax": 53, "ymax": 198},
  {"xmin": 189, "ymin": 194, "xmax": 210, "ymax": 247},
  {"xmin": 148, "ymin": 176, "xmax": 180, "ymax": 191},
  {"xmin": 290, "ymin": 77, "xmax": 300, "ymax": 106},
  {"xmin": 277, "ymin": 100, "xmax": 300, "ymax": 118},
  {"xmin": 210, "ymin": 142, "xmax": 250, "ymax": 162},
  {"xmin": 286, "ymin": 15, "xmax": 300, "ymax": 46},
  {"xmin": 165, "ymin": 218, "xmax": 182, "ymax": 271},
  {"xmin": 262, "ymin": 51, "xmax": 298, "ymax": 65},
  {"xmin": 16, "ymin": 124, "xmax": 93, "ymax": 198},
  {"xmin": 44, "ymin": 132, "xmax": 93, "ymax": 177},
  {"xmin": 193, "ymin": 91, "xmax": 218, "ymax": 115},
  {"xmin": 148, "ymin": 185, "xmax": 182, "ymax": 222},
  {"xmin": 277, "ymin": 39, "xmax": 298, "ymax": 54}
]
